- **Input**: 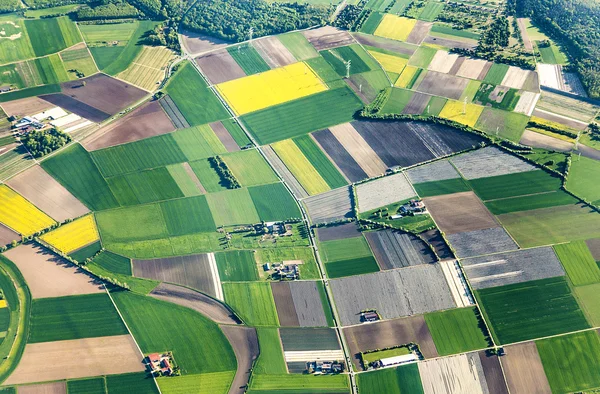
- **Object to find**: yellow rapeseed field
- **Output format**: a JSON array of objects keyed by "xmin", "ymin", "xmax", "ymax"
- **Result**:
[
  {"xmin": 0, "ymin": 185, "xmax": 55, "ymax": 236},
  {"xmin": 439, "ymin": 100, "xmax": 484, "ymax": 128},
  {"xmin": 395, "ymin": 66, "xmax": 420, "ymax": 88},
  {"xmin": 0, "ymin": 300, "xmax": 7, "ymax": 308},
  {"xmin": 369, "ymin": 51, "xmax": 408, "ymax": 75},
  {"xmin": 215, "ymin": 62, "xmax": 328, "ymax": 116},
  {"xmin": 271, "ymin": 139, "xmax": 330, "ymax": 195},
  {"xmin": 41, "ymin": 214, "xmax": 99, "ymax": 254},
  {"xmin": 374, "ymin": 15, "xmax": 417, "ymax": 42}
]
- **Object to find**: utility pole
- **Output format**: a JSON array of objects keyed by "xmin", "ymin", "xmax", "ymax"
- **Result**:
[
  {"xmin": 248, "ymin": 27, "xmax": 254, "ymax": 47},
  {"xmin": 575, "ymin": 130, "xmax": 581, "ymax": 151},
  {"xmin": 462, "ymin": 96, "xmax": 467, "ymax": 115},
  {"xmin": 345, "ymin": 60, "xmax": 351, "ymax": 79}
]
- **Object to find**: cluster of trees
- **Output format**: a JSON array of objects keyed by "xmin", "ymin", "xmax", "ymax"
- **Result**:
[
  {"xmin": 22, "ymin": 128, "xmax": 72, "ymax": 158},
  {"xmin": 510, "ymin": 0, "xmax": 600, "ymax": 98},
  {"xmin": 209, "ymin": 156, "xmax": 240, "ymax": 189},
  {"xmin": 479, "ymin": 16, "xmax": 510, "ymax": 47},
  {"xmin": 76, "ymin": 1, "xmax": 139, "ymax": 20},
  {"xmin": 182, "ymin": 0, "xmax": 332, "ymax": 42},
  {"xmin": 142, "ymin": 20, "xmax": 179, "ymax": 49},
  {"xmin": 21, "ymin": 0, "xmax": 93, "ymax": 9},
  {"xmin": 333, "ymin": 3, "xmax": 367, "ymax": 31},
  {"xmin": 0, "ymin": 0, "xmax": 20, "ymax": 13}
]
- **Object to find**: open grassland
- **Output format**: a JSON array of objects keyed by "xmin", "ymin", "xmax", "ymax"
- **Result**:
[
  {"xmin": 498, "ymin": 204, "xmax": 600, "ymax": 248},
  {"xmin": 425, "ymin": 307, "xmax": 491, "ymax": 356},
  {"xmin": 227, "ymin": 44, "xmax": 270, "ymax": 75},
  {"xmin": 536, "ymin": 331, "xmax": 600, "ymax": 394},
  {"xmin": 253, "ymin": 328, "xmax": 287, "ymax": 374},
  {"xmin": 118, "ymin": 46, "xmax": 174, "ymax": 91},
  {"xmin": 0, "ymin": 185, "xmax": 55, "ymax": 236},
  {"xmin": 41, "ymin": 144, "xmax": 119, "ymax": 211},
  {"xmin": 25, "ymin": 17, "xmax": 81, "ymax": 57},
  {"xmin": 249, "ymin": 374, "xmax": 349, "ymax": 392},
  {"xmin": 567, "ymin": 156, "xmax": 600, "ymax": 205},
  {"xmin": 28, "ymin": 293, "xmax": 127, "ymax": 343},
  {"xmin": 223, "ymin": 149, "xmax": 278, "ymax": 187},
  {"xmin": 272, "ymin": 139, "xmax": 330, "ymax": 195},
  {"xmin": 0, "ymin": 20, "xmax": 35, "ymax": 64},
  {"xmin": 215, "ymin": 250, "xmax": 258, "ymax": 281},
  {"xmin": 242, "ymin": 87, "xmax": 363, "ymax": 145},
  {"xmin": 113, "ymin": 290, "xmax": 236, "ymax": 374},
  {"xmin": 357, "ymin": 363, "xmax": 424, "ymax": 394},
  {"xmin": 60, "ymin": 47, "xmax": 97, "ymax": 79},
  {"xmin": 248, "ymin": 183, "xmax": 301, "ymax": 221},
  {"xmin": 165, "ymin": 61, "xmax": 228, "ymax": 126},
  {"xmin": 216, "ymin": 62, "xmax": 327, "ymax": 116},
  {"xmin": 469, "ymin": 170, "xmax": 561, "ymax": 201},
  {"xmin": 293, "ymin": 135, "xmax": 347, "ymax": 189},
  {"xmin": 223, "ymin": 282, "xmax": 279, "ymax": 326},
  {"xmin": 40, "ymin": 214, "xmax": 99, "ymax": 254},
  {"xmin": 438, "ymin": 100, "xmax": 484, "ymax": 127},
  {"xmin": 553, "ymin": 241, "xmax": 600, "ymax": 286},
  {"xmin": 374, "ymin": 14, "xmax": 417, "ymax": 42},
  {"xmin": 477, "ymin": 277, "xmax": 590, "ymax": 344}
]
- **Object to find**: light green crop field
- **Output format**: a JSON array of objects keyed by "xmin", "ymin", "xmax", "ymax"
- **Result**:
[
  {"xmin": 408, "ymin": 46, "xmax": 437, "ymax": 68},
  {"xmin": 80, "ymin": 21, "xmax": 138, "ymax": 44},
  {"xmin": 357, "ymin": 363, "xmax": 424, "ymax": 394},
  {"xmin": 160, "ymin": 195, "xmax": 217, "ymax": 235},
  {"xmin": 206, "ymin": 187, "xmax": 260, "ymax": 226},
  {"xmin": 277, "ymin": 32, "xmax": 318, "ymax": 61},
  {"xmin": 107, "ymin": 167, "xmax": 184, "ymax": 206},
  {"xmin": 215, "ymin": 250, "xmax": 259, "ymax": 281},
  {"xmin": 172, "ymin": 125, "xmax": 227, "ymax": 162},
  {"xmin": 227, "ymin": 44, "xmax": 270, "ymax": 75},
  {"xmin": 223, "ymin": 149, "xmax": 278, "ymax": 187},
  {"xmin": 320, "ymin": 236, "xmax": 371, "ymax": 262},
  {"xmin": 482, "ymin": 63, "xmax": 509, "ymax": 84},
  {"xmin": 91, "ymin": 251, "xmax": 132, "ymax": 276},
  {"xmin": 249, "ymin": 374, "xmax": 349, "ymax": 392},
  {"xmin": 567, "ymin": 155, "xmax": 600, "ymax": 205},
  {"xmin": 253, "ymin": 328, "xmax": 287, "ymax": 374},
  {"xmin": 553, "ymin": 241, "xmax": 600, "ymax": 286},
  {"xmin": 469, "ymin": 170, "xmax": 561, "ymax": 201},
  {"xmin": 0, "ymin": 20, "xmax": 35, "ymax": 64},
  {"xmin": 166, "ymin": 164, "xmax": 203, "ymax": 197},
  {"xmin": 60, "ymin": 47, "xmax": 98, "ymax": 78},
  {"xmin": 157, "ymin": 371, "xmax": 235, "ymax": 394},
  {"xmin": 425, "ymin": 307, "xmax": 491, "ymax": 356},
  {"xmin": 248, "ymin": 182, "xmax": 301, "ymax": 221},
  {"xmin": 96, "ymin": 203, "xmax": 168, "ymax": 243},
  {"xmin": 574, "ymin": 283, "xmax": 600, "ymax": 326},
  {"xmin": 188, "ymin": 159, "xmax": 228, "ymax": 193},
  {"xmin": 223, "ymin": 282, "xmax": 279, "ymax": 326}
]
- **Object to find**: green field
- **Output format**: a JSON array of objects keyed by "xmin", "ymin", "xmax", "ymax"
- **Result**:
[
  {"xmin": 25, "ymin": 4, "xmax": 81, "ymax": 18},
  {"xmin": 87, "ymin": 263, "xmax": 158, "ymax": 295},
  {"xmin": 425, "ymin": 307, "xmax": 491, "ymax": 356},
  {"xmin": 28, "ymin": 293, "xmax": 127, "ymax": 343},
  {"xmin": 167, "ymin": 164, "xmax": 203, "ymax": 197},
  {"xmin": 157, "ymin": 371, "xmax": 234, "ymax": 394},
  {"xmin": 408, "ymin": 46, "xmax": 437, "ymax": 68},
  {"xmin": 253, "ymin": 328, "xmax": 287, "ymax": 375},
  {"xmin": 91, "ymin": 251, "xmax": 132, "ymax": 275},
  {"xmin": 484, "ymin": 190, "xmax": 578, "ymax": 214},
  {"xmin": 36, "ymin": 53, "xmax": 71, "ymax": 84},
  {"xmin": 172, "ymin": 125, "xmax": 227, "ymax": 162},
  {"xmin": 482, "ymin": 63, "xmax": 509, "ymax": 84},
  {"xmin": 227, "ymin": 44, "xmax": 270, "ymax": 75},
  {"xmin": 189, "ymin": 159, "xmax": 227, "ymax": 193},
  {"xmin": 350, "ymin": 69, "xmax": 390, "ymax": 102},
  {"xmin": 430, "ymin": 24, "xmax": 480, "ymax": 40},
  {"xmin": 469, "ymin": 170, "xmax": 561, "ymax": 201},
  {"xmin": 164, "ymin": 61, "xmax": 229, "ymax": 126},
  {"xmin": 106, "ymin": 372, "xmax": 159, "ymax": 394},
  {"xmin": 221, "ymin": 118, "xmax": 251, "ymax": 148},
  {"xmin": 535, "ymin": 41, "xmax": 568, "ymax": 65},
  {"xmin": 41, "ymin": 144, "xmax": 119, "ymax": 211},
  {"xmin": 215, "ymin": 250, "xmax": 258, "ymax": 281},
  {"xmin": 357, "ymin": 363, "xmax": 423, "ymax": 394},
  {"xmin": 67, "ymin": 377, "xmax": 106, "ymax": 394},
  {"xmin": 113, "ymin": 290, "xmax": 236, "ymax": 374},
  {"xmin": 566, "ymin": 156, "xmax": 600, "ymax": 205},
  {"xmin": 69, "ymin": 241, "xmax": 102, "ymax": 262},
  {"xmin": 553, "ymin": 241, "xmax": 600, "ymax": 286},
  {"xmin": 476, "ymin": 277, "xmax": 590, "ymax": 344},
  {"xmin": 326, "ymin": 256, "xmax": 380, "ymax": 278},
  {"xmin": 360, "ymin": 12, "xmax": 384, "ymax": 35},
  {"xmin": 277, "ymin": 32, "xmax": 318, "ymax": 61},
  {"xmin": 241, "ymin": 87, "xmax": 363, "ymax": 145},
  {"xmin": 381, "ymin": 87, "xmax": 414, "ymax": 114},
  {"xmin": 424, "ymin": 95, "xmax": 447, "ymax": 116},
  {"xmin": 249, "ymin": 374, "xmax": 349, "ymax": 392},
  {"xmin": 574, "ymin": 283, "xmax": 600, "ymax": 326},
  {"xmin": 474, "ymin": 108, "xmax": 532, "ymax": 142},
  {"xmin": 80, "ymin": 22, "xmax": 137, "ymax": 44},
  {"xmin": 320, "ymin": 45, "xmax": 377, "ymax": 77},
  {"xmin": 160, "ymin": 195, "xmax": 216, "ymax": 235},
  {"xmin": 0, "ymin": 20, "xmax": 35, "ymax": 64},
  {"xmin": 418, "ymin": 1, "xmax": 445, "ymax": 21},
  {"xmin": 224, "ymin": 149, "xmax": 278, "ymax": 187},
  {"xmin": 293, "ymin": 135, "xmax": 347, "ymax": 189},
  {"xmin": 413, "ymin": 178, "xmax": 471, "ymax": 197},
  {"xmin": 96, "ymin": 203, "xmax": 168, "ymax": 243},
  {"xmin": 473, "ymin": 84, "xmax": 520, "ymax": 111},
  {"xmin": 223, "ymin": 282, "xmax": 279, "ymax": 326},
  {"xmin": 321, "ymin": 236, "xmax": 379, "ymax": 278},
  {"xmin": 206, "ymin": 188, "xmax": 260, "ymax": 226},
  {"xmin": 306, "ymin": 55, "xmax": 347, "ymax": 89},
  {"xmin": 107, "ymin": 167, "xmax": 184, "ymax": 205},
  {"xmin": 99, "ymin": 20, "xmax": 157, "ymax": 75},
  {"xmin": 248, "ymin": 183, "xmax": 301, "ymax": 221},
  {"xmin": 0, "ymin": 84, "xmax": 61, "ymax": 102},
  {"xmin": 536, "ymin": 331, "xmax": 600, "ymax": 393},
  {"xmin": 256, "ymin": 246, "xmax": 320, "ymax": 280},
  {"xmin": 60, "ymin": 47, "xmax": 98, "ymax": 78},
  {"xmin": 25, "ymin": 17, "xmax": 81, "ymax": 57},
  {"xmin": 499, "ymin": 204, "xmax": 600, "ymax": 248}
]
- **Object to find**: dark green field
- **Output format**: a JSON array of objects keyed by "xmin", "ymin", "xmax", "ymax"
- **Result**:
[
  {"xmin": 106, "ymin": 372, "xmax": 159, "ymax": 394},
  {"xmin": 164, "ymin": 61, "xmax": 229, "ymax": 126},
  {"xmin": 325, "ymin": 256, "xmax": 380, "ymax": 278},
  {"xmin": 253, "ymin": 328, "xmax": 287, "ymax": 374},
  {"xmin": 360, "ymin": 12, "xmax": 384, "ymax": 34},
  {"xmin": 477, "ymin": 277, "xmax": 590, "ymax": 344},
  {"xmin": 321, "ymin": 45, "xmax": 374, "ymax": 77},
  {"xmin": 469, "ymin": 170, "xmax": 561, "ymax": 201},
  {"xmin": 293, "ymin": 135, "xmax": 347, "ymax": 189},
  {"xmin": 228, "ymin": 44, "xmax": 270, "ymax": 75},
  {"xmin": 113, "ymin": 290, "xmax": 236, "ymax": 374},
  {"xmin": 553, "ymin": 241, "xmax": 600, "ymax": 286},
  {"xmin": 305, "ymin": 56, "xmax": 347, "ymax": 89},
  {"xmin": 107, "ymin": 167, "xmax": 184, "ymax": 205},
  {"xmin": 473, "ymin": 84, "xmax": 520, "ymax": 111},
  {"xmin": 160, "ymin": 195, "xmax": 217, "ymax": 235},
  {"xmin": 357, "ymin": 363, "xmax": 423, "ymax": 394},
  {"xmin": 413, "ymin": 178, "xmax": 471, "ymax": 197},
  {"xmin": 70, "ymin": 240, "xmax": 102, "ymax": 262},
  {"xmin": 67, "ymin": 377, "xmax": 106, "ymax": 394},
  {"xmin": 92, "ymin": 251, "xmax": 132, "ymax": 276},
  {"xmin": 484, "ymin": 190, "xmax": 578, "ymax": 214},
  {"xmin": 241, "ymin": 87, "xmax": 363, "ymax": 145},
  {"xmin": 90, "ymin": 46, "xmax": 124, "ymax": 70},
  {"xmin": 222, "ymin": 118, "xmax": 251, "ymax": 148},
  {"xmin": 215, "ymin": 250, "xmax": 259, "ymax": 281},
  {"xmin": 28, "ymin": 293, "xmax": 127, "ymax": 343},
  {"xmin": 0, "ymin": 84, "xmax": 61, "ymax": 102},
  {"xmin": 41, "ymin": 144, "xmax": 119, "ymax": 211},
  {"xmin": 425, "ymin": 307, "xmax": 491, "ymax": 356},
  {"xmin": 249, "ymin": 183, "xmax": 301, "ymax": 221},
  {"xmin": 96, "ymin": 203, "xmax": 168, "ymax": 243},
  {"xmin": 25, "ymin": 17, "xmax": 80, "ymax": 57}
]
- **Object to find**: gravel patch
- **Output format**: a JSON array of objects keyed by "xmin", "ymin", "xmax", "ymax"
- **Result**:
[
  {"xmin": 330, "ymin": 265, "xmax": 456, "ymax": 326},
  {"xmin": 365, "ymin": 229, "xmax": 436, "ymax": 270},
  {"xmin": 303, "ymin": 186, "xmax": 353, "ymax": 224},
  {"xmin": 406, "ymin": 159, "xmax": 461, "ymax": 184},
  {"xmin": 450, "ymin": 146, "xmax": 536, "ymax": 179},
  {"xmin": 446, "ymin": 227, "xmax": 518, "ymax": 258},
  {"xmin": 357, "ymin": 172, "xmax": 416, "ymax": 212}
]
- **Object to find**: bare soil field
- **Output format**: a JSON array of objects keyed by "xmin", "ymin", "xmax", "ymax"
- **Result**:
[
  {"xmin": 4, "ymin": 335, "xmax": 144, "ymax": 385},
  {"xmin": 448, "ymin": 57, "xmax": 466, "ymax": 76},
  {"xmin": 0, "ymin": 223, "xmax": 18, "ymax": 246},
  {"xmin": 316, "ymin": 222, "xmax": 361, "ymax": 242},
  {"xmin": 456, "ymin": 58, "xmax": 491, "ymax": 80},
  {"xmin": 196, "ymin": 49, "xmax": 246, "ymax": 85},
  {"xmin": 263, "ymin": 146, "xmax": 308, "ymax": 198},
  {"xmin": 421, "ymin": 229, "xmax": 454, "ymax": 260},
  {"xmin": 150, "ymin": 283, "xmax": 239, "ymax": 324},
  {"xmin": 303, "ymin": 26, "xmax": 355, "ymax": 51},
  {"xmin": 416, "ymin": 71, "xmax": 469, "ymax": 100},
  {"xmin": 428, "ymin": 51, "xmax": 460, "ymax": 74},
  {"xmin": 290, "ymin": 281, "xmax": 328, "ymax": 327},
  {"xmin": 0, "ymin": 97, "xmax": 53, "ymax": 118},
  {"xmin": 586, "ymin": 238, "xmax": 600, "ymax": 261},
  {"xmin": 4, "ymin": 244, "xmax": 103, "ymax": 299},
  {"xmin": 500, "ymin": 342, "xmax": 552, "ymax": 394},
  {"xmin": 329, "ymin": 123, "xmax": 387, "ymax": 178},
  {"xmin": 519, "ymin": 130, "xmax": 573, "ymax": 152},
  {"xmin": 501, "ymin": 66, "xmax": 532, "ymax": 90},
  {"xmin": 220, "ymin": 325, "xmax": 259, "ymax": 394},
  {"xmin": 253, "ymin": 37, "xmax": 296, "ymax": 68},
  {"xmin": 450, "ymin": 146, "xmax": 536, "ymax": 179},
  {"xmin": 271, "ymin": 282, "xmax": 300, "ymax": 327},
  {"xmin": 402, "ymin": 91, "xmax": 431, "ymax": 114},
  {"xmin": 357, "ymin": 172, "xmax": 416, "ymax": 212},
  {"xmin": 538, "ymin": 63, "xmax": 562, "ymax": 90},
  {"xmin": 406, "ymin": 159, "xmax": 460, "ymax": 184},
  {"xmin": 303, "ymin": 186, "xmax": 352, "ymax": 224},
  {"xmin": 532, "ymin": 108, "xmax": 588, "ymax": 130},
  {"xmin": 312, "ymin": 129, "xmax": 368, "ymax": 183},
  {"xmin": 406, "ymin": 21, "xmax": 433, "ymax": 45},
  {"xmin": 423, "ymin": 35, "xmax": 477, "ymax": 50},
  {"xmin": 462, "ymin": 247, "xmax": 564, "ymax": 290},
  {"xmin": 82, "ymin": 101, "xmax": 175, "ymax": 151},
  {"xmin": 210, "ymin": 121, "xmax": 240, "ymax": 152},
  {"xmin": 517, "ymin": 18, "xmax": 533, "ymax": 51},
  {"xmin": 424, "ymin": 191, "xmax": 498, "ymax": 234},
  {"xmin": 17, "ymin": 382, "xmax": 66, "ymax": 394},
  {"xmin": 365, "ymin": 229, "xmax": 436, "ymax": 270},
  {"xmin": 330, "ymin": 265, "xmax": 455, "ymax": 326},
  {"xmin": 181, "ymin": 30, "xmax": 229, "ymax": 55},
  {"xmin": 514, "ymin": 91, "xmax": 540, "ymax": 115},
  {"xmin": 7, "ymin": 165, "xmax": 89, "ymax": 222},
  {"xmin": 159, "ymin": 94, "xmax": 189, "ymax": 129},
  {"xmin": 41, "ymin": 94, "xmax": 110, "ymax": 123},
  {"xmin": 478, "ymin": 351, "xmax": 509, "ymax": 394},
  {"xmin": 343, "ymin": 315, "xmax": 438, "ymax": 369},
  {"xmin": 418, "ymin": 353, "xmax": 490, "ymax": 394},
  {"xmin": 182, "ymin": 162, "xmax": 206, "ymax": 193},
  {"xmin": 447, "ymin": 227, "xmax": 518, "ymax": 258},
  {"xmin": 353, "ymin": 33, "xmax": 417, "ymax": 57},
  {"xmin": 133, "ymin": 253, "xmax": 220, "ymax": 299}
]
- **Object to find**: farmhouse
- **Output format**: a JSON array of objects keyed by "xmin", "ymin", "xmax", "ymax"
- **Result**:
[
  {"xmin": 145, "ymin": 353, "xmax": 173, "ymax": 376},
  {"xmin": 378, "ymin": 353, "xmax": 419, "ymax": 367},
  {"xmin": 307, "ymin": 360, "xmax": 345, "ymax": 374},
  {"xmin": 360, "ymin": 311, "xmax": 380, "ymax": 323}
]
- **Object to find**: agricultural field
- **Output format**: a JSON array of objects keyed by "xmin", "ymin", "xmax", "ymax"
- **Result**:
[
  {"xmin": 0, "ymin": 185, "xmax": 55, "ymax": 236},
  {"xmin": 424, "ymin": 307, "xmax": 491, "ymax": 356},
  {"xmin": 567, "ymin": 155, "xmax": 600, "ymax": 205},
  {"xmin": 320, "ymin": 236, "xmax": 379, "ymax": 278},
  {"xmin": 357, "ymin": 363, "xmax": 424, "ymax": 394},
  {"xmin": 117, "ymin": 46, "xmax": 175, "ymax": 91},
  {"xmin": 223, "ymin": 282, "xmax": 279, "ymax": 326},
  {"xmin": 40, "ymin": 214, "xmax": 99, "ymax": 254}
]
